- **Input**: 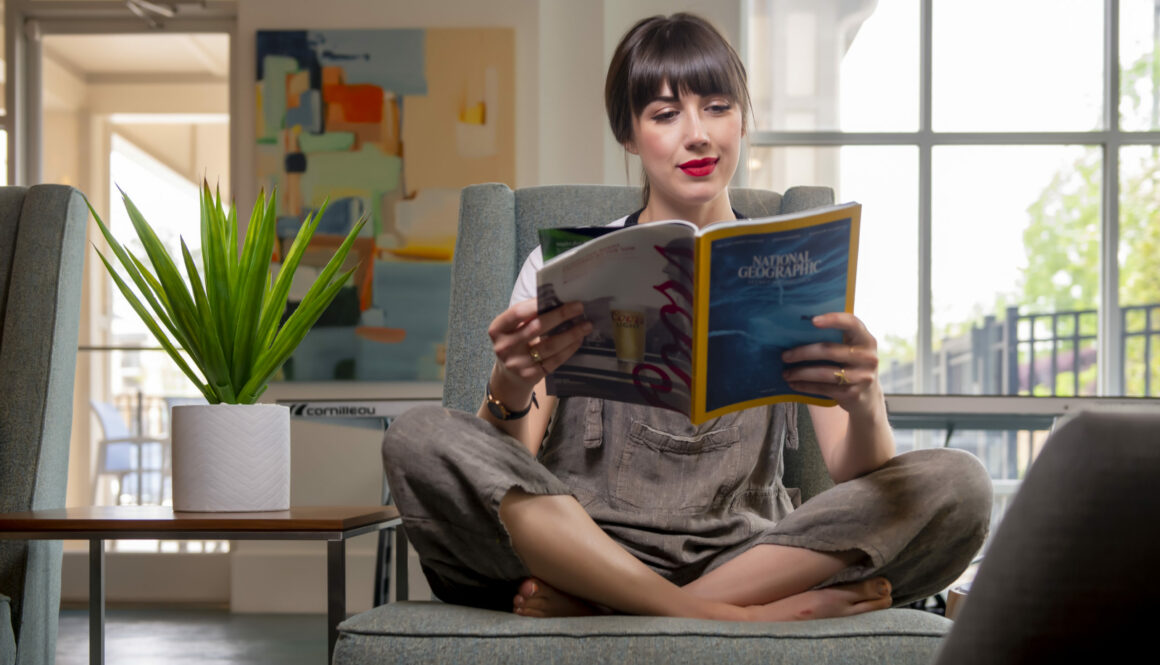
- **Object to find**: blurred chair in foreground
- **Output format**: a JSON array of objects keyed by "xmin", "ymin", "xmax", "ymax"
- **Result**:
[
  {"xmin": 1, "ymin": 184, "xmax": 87, "ymax": 665},
  {"xmin": 935, "ymin": 408, "xmax": 1160, "ymax": 663}
]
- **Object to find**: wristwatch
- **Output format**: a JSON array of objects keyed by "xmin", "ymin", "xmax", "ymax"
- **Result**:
[{"xmin": 486, "ymin": 382, "xmax": 537, "ymax": 421}]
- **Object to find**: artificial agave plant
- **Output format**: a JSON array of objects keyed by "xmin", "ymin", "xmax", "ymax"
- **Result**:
[{"xmin": 90, "ymin": 182, "xmax": 365, "ymax": 404}]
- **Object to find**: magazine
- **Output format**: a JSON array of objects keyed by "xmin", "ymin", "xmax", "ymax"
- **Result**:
[{"xmin": 536, "ymin": 202, "xmax": 861, "ymax": 424}]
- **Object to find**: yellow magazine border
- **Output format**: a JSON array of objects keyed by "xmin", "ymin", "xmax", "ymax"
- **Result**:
[{"xmin": 689, "ymin": 203, "xmax": 862, "ymax": 425}]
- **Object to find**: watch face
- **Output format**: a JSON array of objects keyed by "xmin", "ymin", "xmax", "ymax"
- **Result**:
[{"xmin": 487, "ymin": 398, "xmax": 509, "ymax": 420}]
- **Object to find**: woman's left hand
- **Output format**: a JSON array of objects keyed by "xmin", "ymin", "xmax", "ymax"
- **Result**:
[{"xmin": 781, "ymin": 312, "xmax": 882, "ymax": 415}]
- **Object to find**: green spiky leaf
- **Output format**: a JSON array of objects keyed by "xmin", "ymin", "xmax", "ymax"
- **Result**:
[{"xmin": 87, "ymin": 182, "xmax": 364, "ymax": 404}]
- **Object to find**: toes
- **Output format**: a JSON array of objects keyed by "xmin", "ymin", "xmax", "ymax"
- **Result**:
[
  {"xmin": 517, "ymin": 577, "xmax": 540, "ymax": 598},
  {"xmin": 850, "ymin": 594, "xmax": 892, "ymax": 615},
  {"xmin": 513, "ymin": 577, "xmax": 541, "ymax": 615},
  {"xmin": 843, "ymin": 578, "xmax": 892, "ymax": 616},
  {"xmin": 846, "ymin": 577, "xmax": 890, "ymax": 599}
]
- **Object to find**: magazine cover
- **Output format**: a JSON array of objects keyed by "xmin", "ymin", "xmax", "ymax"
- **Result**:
[{"xmin": 695, "ymin": 214, "xmax": 857, "ymax": 420}]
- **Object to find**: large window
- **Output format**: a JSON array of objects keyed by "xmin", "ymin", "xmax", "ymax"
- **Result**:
[{"xmin": 747, "ymin": 0, "xmax": 1160, "ymax": 398}]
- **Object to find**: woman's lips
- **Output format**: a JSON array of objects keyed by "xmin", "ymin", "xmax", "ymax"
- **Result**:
[{"xmin": 679, "ymin": 158, "xmax": 718, "ymax": 177}]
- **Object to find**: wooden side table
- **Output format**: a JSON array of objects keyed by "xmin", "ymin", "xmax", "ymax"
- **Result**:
[{"xmin": 0, "ymin": 505, "xmax": 400, "ymax": 665}]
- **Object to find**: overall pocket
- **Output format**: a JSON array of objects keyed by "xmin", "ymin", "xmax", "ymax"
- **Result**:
[{"xmin": 612, "ymin": 421, "xmax": 744, "ymax": 514}]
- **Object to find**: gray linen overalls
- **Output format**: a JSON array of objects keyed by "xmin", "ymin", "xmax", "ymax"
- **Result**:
[{"xmin": 383, "ymin": 397, "xmax": 992, "ymax": 612}]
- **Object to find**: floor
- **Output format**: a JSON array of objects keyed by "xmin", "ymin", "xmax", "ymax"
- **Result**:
[{"xmin": 56, "ymin": 609, "xmax": 327, "ymax": 665}]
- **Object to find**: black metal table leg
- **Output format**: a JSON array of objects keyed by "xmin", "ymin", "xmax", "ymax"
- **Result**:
[
  {"xmin": 327, "ymin": 539, "xmax": 346, "ymax": 661},
  {"xmin": 89, "ymin": 538, "xmax": 105, "ymax": 665}
]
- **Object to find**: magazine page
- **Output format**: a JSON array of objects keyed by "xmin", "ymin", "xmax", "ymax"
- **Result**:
[
  {"xmin": 690, "ymin": 203, "xmax": 861, "ymax": 423},
  {"xmin": 537, "ymin": 220, "xmax": 697, "ymax": 415}
]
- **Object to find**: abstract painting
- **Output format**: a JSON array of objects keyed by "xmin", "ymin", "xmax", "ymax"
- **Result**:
[{"xmin": 255, "ymin": 28, "xmax": 514, "ymax": 381}]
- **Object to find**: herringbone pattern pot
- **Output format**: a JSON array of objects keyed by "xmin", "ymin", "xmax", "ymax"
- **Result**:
[{"xmin": 170, "ymin": 404, "xmax": 290, "ymax": 512}]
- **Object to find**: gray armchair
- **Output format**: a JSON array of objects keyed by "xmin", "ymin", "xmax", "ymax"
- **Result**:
[
  {"xmin": 334, "ymin": 184, "xmax": 950, "ymax": 664},
  {"xmin": 1, "ymin": 185, "xmax": 87, "ymax": 665}
]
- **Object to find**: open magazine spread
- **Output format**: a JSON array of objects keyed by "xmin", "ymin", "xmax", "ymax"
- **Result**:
[{"xmin": 536, "ymin": 202, "xmax": 861, "ymax": 424}]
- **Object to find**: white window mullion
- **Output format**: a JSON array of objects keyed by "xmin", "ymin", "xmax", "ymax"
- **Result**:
[
  {"xmin": 917, "ymin": 0, "xmax": 935, "ymax": 394},
  {"xmin": 1099, "ymin": 0, "xmax": 1123, "ymax": 396}
]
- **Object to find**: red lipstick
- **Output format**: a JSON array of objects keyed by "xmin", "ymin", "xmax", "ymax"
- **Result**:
[{"xmin": 679, "ymin": 157, "xmax": 718, "ymax": 177}]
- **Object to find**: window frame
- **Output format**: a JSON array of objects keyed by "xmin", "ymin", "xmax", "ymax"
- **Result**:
[{"xmin": 744, "ymin": 0, "xmax": 1160, "ymax": 396}]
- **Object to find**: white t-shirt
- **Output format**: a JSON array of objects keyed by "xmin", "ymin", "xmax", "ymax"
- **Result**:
[{"xmin": 508, "ymin": 215, "xmax": 632, "ymax": 305}]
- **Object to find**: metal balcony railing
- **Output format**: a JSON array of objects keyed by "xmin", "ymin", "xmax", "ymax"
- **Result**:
[{"xmin": 880, "ymin": 302, "xmax": 1160, "ymax": 398}]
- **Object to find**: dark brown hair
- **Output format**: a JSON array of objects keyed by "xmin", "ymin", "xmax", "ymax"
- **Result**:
[{"xmin": 604, "ymin": 13, "xmax": 750, "ymax": 204}]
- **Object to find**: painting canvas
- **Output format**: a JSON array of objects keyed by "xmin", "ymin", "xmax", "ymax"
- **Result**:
[{"xmin": 255, "ymin": 28, "xmax": 514, "ymax": 381}]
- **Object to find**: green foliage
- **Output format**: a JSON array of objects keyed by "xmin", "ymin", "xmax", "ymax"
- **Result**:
[
  {"xmin": 1118, "ymin": 147, "xmax": 1160, "ymax": 307},
  {"xmin": 1021, "ymin": 148, "xmax": 1102, "ymax": 312},
  {"xmin": 878, "ymin": 333, "xmax": 915, "ymax": 361},
  {"xmin": 1116, "ymin": 49, "xmax": 1160, "ymax": 307},
  {"xmin": 89, "ymin": 182, "xmax": 366, "ymax": 404}
]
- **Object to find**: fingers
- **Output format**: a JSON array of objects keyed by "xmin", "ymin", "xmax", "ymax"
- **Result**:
[
  {"xmin": 784, "ymin": 341, "xmax": 876, "ymax": 367},
  {"xmin": 782, "ymin": 313, "xmax": 878, "ymax": 368},
  {"xmin": 782, "ymin": 364, "xmax": 870, "ymax": 398},
  {"xmin": 488, "ymin": 298, "xmax": 540, "ymax": 339},
  {"xmin": 530, "ymin": 322, "xmax": 591, "ymax": 375},
  {"xmin": 808, "ymin": 312, "xmax": 877, "ymax": 351},
  {"xmin": 782, "ymin": 313, "xmax": 880, "ymax": 406},
  {"xmin": 489, "ymin": 299, "xmax": 592, "ymax": 384},
  {"xmin": 488, "ymin": 300, "xmax": 586, "ymax": 344}
]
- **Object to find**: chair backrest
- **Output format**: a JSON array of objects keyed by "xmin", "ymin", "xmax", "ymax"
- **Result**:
[
  {"xmin": 0, "ymin": 184, "xmax": 87, "ymax": 665},
  {"xmin": 90, "ymin": 400, "xmax": 133, "ymax": 440},
  {"xmin": 444, "ymin": 184, "xmax": 836, "ymax": 500}
]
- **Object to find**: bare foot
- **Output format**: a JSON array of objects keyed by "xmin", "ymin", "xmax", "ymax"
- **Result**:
[
  {"xmin": 512, "ymin": 577, "xmax": 605, "ymax": 618},
  {"xmin": 746, "ymin": 578, "xmax": 893, "ymax": 622}
]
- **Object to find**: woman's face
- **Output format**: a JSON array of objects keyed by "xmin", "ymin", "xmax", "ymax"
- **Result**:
[{"xmin": 627, "ymin": 81, "xmax": 743, "ymax": 220}]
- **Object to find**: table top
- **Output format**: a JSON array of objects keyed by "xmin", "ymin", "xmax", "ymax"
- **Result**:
[{"xmin": 0, "ymin": 505, "xmax": 400, "ymax": 537}]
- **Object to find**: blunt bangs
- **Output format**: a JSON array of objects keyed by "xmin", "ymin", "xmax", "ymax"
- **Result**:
[{"xmin": 627, "ymin": 31, "xmax": 747, "ymax": 122}]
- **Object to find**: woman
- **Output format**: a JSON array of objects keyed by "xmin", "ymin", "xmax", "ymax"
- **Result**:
[{"xmin": 384, "ymin": 13, "xmax": 992, "ymax": 622}]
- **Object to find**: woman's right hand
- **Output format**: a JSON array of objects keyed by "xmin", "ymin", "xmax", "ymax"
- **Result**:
[{"xmin": 487, "ymin": 299, "xmax": 593, "ymax": 400}]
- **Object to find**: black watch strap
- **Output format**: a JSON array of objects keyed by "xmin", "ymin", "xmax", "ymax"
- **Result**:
[{"xmin": 486, "ymin": 383, "xmax": 537, "ymax": 421}]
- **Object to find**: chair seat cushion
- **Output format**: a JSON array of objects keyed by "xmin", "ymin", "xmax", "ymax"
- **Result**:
[{"xmin": 334, "ymin": 601, "xmax": 951, "ymax": 665}]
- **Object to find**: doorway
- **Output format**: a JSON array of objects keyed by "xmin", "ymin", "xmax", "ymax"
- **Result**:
[{"xmin": 36, "ymin": 22, "xmax": 233, "ymax": 603}]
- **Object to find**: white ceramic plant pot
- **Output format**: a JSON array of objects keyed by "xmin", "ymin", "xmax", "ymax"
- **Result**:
[{"xmin": 170, "ymin": 403, "xmax": 290, "ymax": 512}]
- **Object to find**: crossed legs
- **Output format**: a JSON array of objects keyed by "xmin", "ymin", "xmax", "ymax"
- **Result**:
[
  {"xmin": 501, "ymin": 448, "xmax": 992, "ymax": 620},
  {"xmin": 500, "ymin": 489, "xmax": 892, "ymax": 621}
]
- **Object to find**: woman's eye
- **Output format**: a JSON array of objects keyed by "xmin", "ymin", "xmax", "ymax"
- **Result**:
[
  {"xmin": 652, "ymin": 111, "xmax": 678, "ymax": 122},
  {"xmin": 708, "ymin": 103, "xmax": 733, "ymax": 114}
]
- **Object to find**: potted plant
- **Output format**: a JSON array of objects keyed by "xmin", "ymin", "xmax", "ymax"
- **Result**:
[{"xmin": 90, "ymin": 182, "xmax": 365, "ymax": 511}]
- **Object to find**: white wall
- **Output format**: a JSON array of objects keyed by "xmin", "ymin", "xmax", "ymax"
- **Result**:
[{"xmin": 536, "ymin": 1, "xmax": 605, "ymax": 185}]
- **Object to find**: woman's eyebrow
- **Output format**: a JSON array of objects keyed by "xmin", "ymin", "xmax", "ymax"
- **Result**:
[{"xmin": 646, "ymin": 94, "xmax": 681, "ymax": 105}]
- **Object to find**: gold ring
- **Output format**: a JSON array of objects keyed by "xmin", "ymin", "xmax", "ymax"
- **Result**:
[
  {"xmin": 529, "ymin": 346, "xmax": 544, "ymax": 365},
  {"xmin": 834, "ymin": 368, "xmax": 850, "ymax": 385}
]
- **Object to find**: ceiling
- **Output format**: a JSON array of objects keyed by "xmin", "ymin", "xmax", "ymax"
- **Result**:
[{"xmin": 43, "ymin": 33, "xmax": 229, "ymax": 80}]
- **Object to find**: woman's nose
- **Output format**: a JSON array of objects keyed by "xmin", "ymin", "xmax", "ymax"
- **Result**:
[{"xmin": 684, "ymin": 113, "xmax": 710, "ymax": 147}]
